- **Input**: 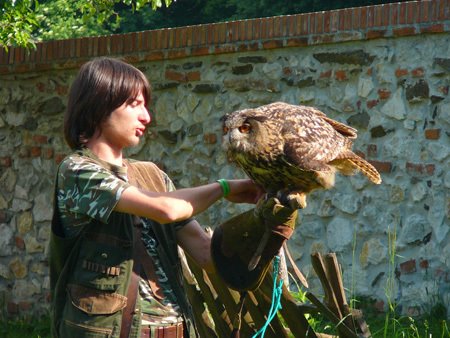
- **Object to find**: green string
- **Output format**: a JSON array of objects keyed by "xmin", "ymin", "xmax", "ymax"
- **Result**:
[{"xmin": 251, "ymin": 255, "xmax": 283, "ymax": 338}]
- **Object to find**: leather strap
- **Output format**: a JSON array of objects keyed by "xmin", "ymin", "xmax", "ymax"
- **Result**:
[
  {"xmin": 134, "ymin": 223, "xmax": 165, "ymax": 300},
  {"xmin": 140, "ymin": 322, "xmax": 184, "ymax": 338},
  {"xmin": 120, "ymin": 161, "xmax": 168, "ymax": 338},
  {"xmin": 120, "ymin": 241, "xmax": 141, "ymax": 338}
]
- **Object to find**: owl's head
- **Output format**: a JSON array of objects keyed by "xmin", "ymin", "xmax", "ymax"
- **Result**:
[{"xmin": 221, "ymin": 107, "xmax": 275, "ymax": 158}]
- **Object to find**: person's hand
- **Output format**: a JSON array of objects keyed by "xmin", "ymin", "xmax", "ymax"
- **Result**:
[
  {"xmin": 224, "ymin": 179, "xmax": 265, "ymax": 204},
  {"xmin": 247, "ymin": 195, "xmax": 298, "ymax": 271},
  {"xmin": 255, "ymin": 195, "xmax": 298, "ymax": 234}
]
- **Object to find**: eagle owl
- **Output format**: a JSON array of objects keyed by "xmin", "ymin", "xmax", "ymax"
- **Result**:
[{"xmin": 222, "ymin": 102, "xmax": 382, "ymax": 209}]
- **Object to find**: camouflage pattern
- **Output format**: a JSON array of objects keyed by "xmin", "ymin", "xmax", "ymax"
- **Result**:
[{"xmin": 56, "ymin": 148, "xmax": 186, "ymax": 326}]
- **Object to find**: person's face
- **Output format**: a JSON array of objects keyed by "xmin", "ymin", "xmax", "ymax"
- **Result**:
[{"xmin": 99, "ymin": 91, "xmax": 151, "ymax": 150}]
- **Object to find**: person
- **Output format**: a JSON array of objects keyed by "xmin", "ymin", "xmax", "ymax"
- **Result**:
[{"xmin": 49, "ymin": 57, "xmax": 294, "ymax": 338}]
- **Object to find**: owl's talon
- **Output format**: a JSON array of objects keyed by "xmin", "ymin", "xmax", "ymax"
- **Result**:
[{"xmin": 276, "ymin": 191, "xmax": 307, "ymax": 209}]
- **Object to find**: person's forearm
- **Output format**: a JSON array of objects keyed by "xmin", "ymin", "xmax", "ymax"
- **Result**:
[{"xmin": 116, "ymin": 182, "xmax": 224, "ymax": 223}]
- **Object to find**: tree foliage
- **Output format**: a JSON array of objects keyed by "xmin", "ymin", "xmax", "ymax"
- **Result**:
[
  {"xmin": 0, "ymin": 0, "xmax": 39, "ymax": 51},
  {"xmin": 0, "ymin": 0, "xmax": 172, "ymax": 50}
]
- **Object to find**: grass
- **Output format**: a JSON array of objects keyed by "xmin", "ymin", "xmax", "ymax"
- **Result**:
[
  {"xmin": 0, "ymin": 301, "xmax": 449, "ymax": 337},
  {"xmin": 0, "ymin": 316, "xmax": 51, "ymax": 338},
  {"xmin": 2, "ymin": 309, "xmax": 448, "ymax": 338}
]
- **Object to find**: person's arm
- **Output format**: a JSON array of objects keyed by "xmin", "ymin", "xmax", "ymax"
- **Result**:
[
  {"xmin": 115, "ymin": 179, "xmax": 264, "ymax": 224},
  {"xmin": 176, "ymin": 219, "xmax": 214, "ymax": 273}
]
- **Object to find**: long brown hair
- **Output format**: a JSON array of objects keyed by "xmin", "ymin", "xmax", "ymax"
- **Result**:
[{"xmin": 64, "ymin": 57, "xmax": 151, "ymax": 149}]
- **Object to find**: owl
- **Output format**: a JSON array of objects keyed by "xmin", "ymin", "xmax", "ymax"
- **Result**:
[{"xmin": 222, "ymin": 102, "xmax": 382, "ymax": 209}]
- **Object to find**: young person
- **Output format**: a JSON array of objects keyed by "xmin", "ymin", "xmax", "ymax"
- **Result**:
[{"xmin": 49, "ymin": 57, "xmax": 293, "ymax": 338}]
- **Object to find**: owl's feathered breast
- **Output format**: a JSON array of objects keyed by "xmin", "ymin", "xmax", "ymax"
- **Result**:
[{"xmin": 224, "ymin": 103, "xmax": 339, "ymax": 193}]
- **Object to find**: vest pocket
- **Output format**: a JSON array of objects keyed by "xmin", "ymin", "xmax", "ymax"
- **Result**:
[
  {"xmin": 71, "ymin": 235, "xmax": 132, "ymax": 291},
  {"xmin": 62, "ymin": 319, "xmax": 114, "ymax": 338},
  {"xmin": 68, "ymin": 284, "xmax": 127, "ymax": 315},
  {"xmin": 60, "ymin": 284, "xmax": 126, "ymax": 338}
]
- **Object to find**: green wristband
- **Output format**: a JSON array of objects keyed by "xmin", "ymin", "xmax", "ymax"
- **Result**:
[{"xmin": 216, "ymin": 179, "xmax": 230, "ymax": 197}]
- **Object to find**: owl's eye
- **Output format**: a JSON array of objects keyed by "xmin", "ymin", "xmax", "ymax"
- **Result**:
[
  {"xmin": 223, "ymin": 126, "xmax": 229, "ymax": 135},
  {"xmin": 238, "ymin": 123, "xmax": 252, "ymax": 134}
]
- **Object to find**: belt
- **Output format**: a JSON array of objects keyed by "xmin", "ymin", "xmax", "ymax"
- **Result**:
[{"xmin": 140, "ymin": 322, "xmax": 184, "ymax": 338}]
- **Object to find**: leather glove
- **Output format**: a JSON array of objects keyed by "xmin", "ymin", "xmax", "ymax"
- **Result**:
[
  {"xmin": 247, "ymin": 196, "xmax": 298, "ymax": 271},
  {"xmin": 211, "ymin": 195, "xmax": 298, "ymax": 291},
  {"xmin": 255, "ymin": 195, "xmax": 298, "ymax": 240}
]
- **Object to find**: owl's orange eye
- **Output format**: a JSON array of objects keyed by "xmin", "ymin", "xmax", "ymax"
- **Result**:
[
  {"xmin": 223, "ymin": 126, "xmax": 229, "ymax": 135},
  {"xmin": 238, "ymin": 123, "xmax": 251, "ymax": 134}
]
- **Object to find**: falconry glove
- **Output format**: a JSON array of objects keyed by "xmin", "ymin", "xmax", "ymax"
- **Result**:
[{"xmin": 211, "ymin": 196, "xmax": 298, "ymax": 291}]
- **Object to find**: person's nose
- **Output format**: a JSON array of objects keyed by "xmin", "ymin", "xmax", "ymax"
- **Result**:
[{"xmin": 140, "ymin": 107, "xmax": 151, "ymax": 125}]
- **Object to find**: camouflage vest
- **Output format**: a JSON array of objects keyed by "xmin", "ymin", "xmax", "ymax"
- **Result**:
[{"xmin": 49, "ymin": 150, "xmax": 197, "ymax": 337}]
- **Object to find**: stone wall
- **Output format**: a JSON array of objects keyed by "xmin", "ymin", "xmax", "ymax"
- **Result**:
[{"xmin": 0, "ymin": 0, "xmax": 449, "ymax": 319}]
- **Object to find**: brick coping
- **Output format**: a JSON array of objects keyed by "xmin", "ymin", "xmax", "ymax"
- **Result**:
[{"xmin": 0, "ymin": 0, "xmax": 449, "ymax": 74}]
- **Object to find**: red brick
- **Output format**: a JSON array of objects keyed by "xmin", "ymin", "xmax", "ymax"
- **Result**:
[
  {"xmin": 191, "ymin": 46, "xmax": 210, "ymax": 56},
  {"xmin": 421, "ymin": 24, "xmax": 445, "ymax": 34},
  {"xmin": 406, "ymin": 2, "xmax": 416, "ymax": 24},
  {"xmin": 419, "ymin": 259, "xmax": 429, "ymax": 269},
  {"xmin": 373, "ymin": 5, "xmax": 383, "ymax": 27},
  {"xmin": 309, "ymin": 13, "xmax": 317, "ymax": 34},
  {"xmin": 41, "ymin": 148, "xmax": 54, "ymax": 159},
  {"xmin": 286, "ymin": 38, "xmax": 308, "ymax": 47},
  {"xmin": 424, "ymin": 129, "xmax": 441, "ymax": 140},
  {"xmin": 167, "ymin": 49, "xmax": 188, "ymax": 60},
  {"xmin": 144, "ymin": 51, "xmax": 164, "ymax": 62},
  {"xmin": 367, "ymin": 99, "xmax": 379, "ymax": 109},
  {"xmin": 320, "ymin": 70, "xmax": 332, "ymax": 78},
  {"xmin": 33, "ymin": 134, "xmax": 48, "ymax": 144},
  {"xmin": 15, "ymin": 236, "xmax": 25, "ymax": 250},
  {"xmin": 391, "ymin": 2, "xmax": 399, "ymax": 25},
  {"xmin": 203, "ymin": 133, "xmax": 217, "ymax": 144},
  {"xmin": 186, "ymin": 71, "xmax": 201, "ymax": 82},
  {"xmin": 262, "ymin": 40, "xmax": 283, "ymax": 50},
  {"xmin": 400, "ymin": 259, "xmax": 416, "ymax": 274},
  {"xmin": 406, "ymin": 162, "xmax": 435, "ymax": 175},
  {"xmin": 0, "ymin": 156, "xmax": 12, "ymax": 167},
  {"xmin": 335, "ymin": 70, "xmax": 347, "ymax": 81},
  {"xmin": 30, "ymin": 146, "xmax": 42, "ymax": 157},
  {"xmin": 399, "ymin": 2, "xmax": 407, "ymax": 25},
  {"xmin": 360, "ymin": 7, "xmax": 368, "ymax": 29},
  {"xmin": 54, "ymin": 153, "xmax": 67, "ymax": 164},
  {"xmin": 330, "ymin": 11, "xmax": 339, "ymax": 33},
  {"xmin": 316, "ymin": 11, "xmax": 324, "ymax": 34},
  {"xmin": 378, "ymin": 89, "xmax": 391, "ymax": 100},
  {"xmin": 165, "ymin": 70, "xmax": 186, "ymax": 82},
  {"xmin": 411, "ymin": 67, "xmax": 425, "ymax": 77},
  {"xmin": 370, "ymin": 160, "xmax": 392, "ymax": 173},
  {"xmin": 395, "ymin": 68, "xmax": 408, "ymax": 77},
  {"xmin": 393, "ymin": 26, "xmax": 416, "ymax": 37},
  {"xmin": 366, "ymin": 30, "xmax": 387, "ymax": 39}
]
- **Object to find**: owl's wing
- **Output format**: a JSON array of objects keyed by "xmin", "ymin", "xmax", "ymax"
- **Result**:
[
  {"xmin": 281, "ymin": 110, "xmax": 348, "ymax": 171},
  {"xmin": 308, "ymin": 107, "xmax": 357, "ymax": 139}
]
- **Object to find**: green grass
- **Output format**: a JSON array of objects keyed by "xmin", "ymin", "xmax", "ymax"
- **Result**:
[
  {"xmin": 0, "ymin": 316, "xmax": 51, "ymax": 338},
  {"xmin": 0, "ymin": 309, "xmax": 449, "ymax": 338}
]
